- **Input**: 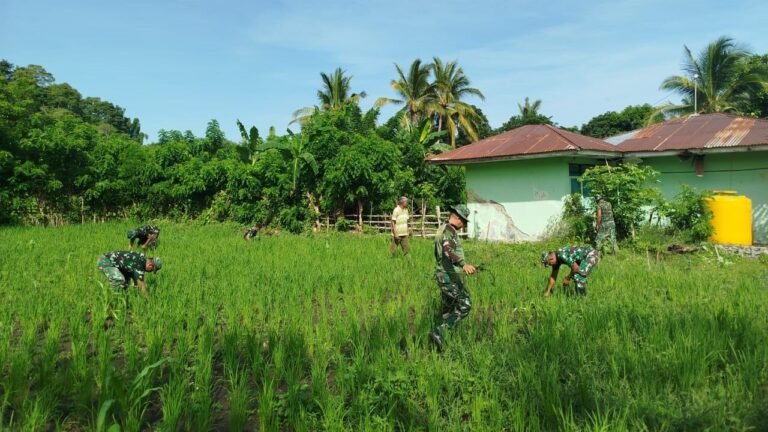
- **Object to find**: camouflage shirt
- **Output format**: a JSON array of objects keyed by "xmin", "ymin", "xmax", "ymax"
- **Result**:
[
  {"xmin": 104, "ymin": 251, "xmax": 147, "ymax": 282},
  {"xmin": 598, "ymin": 200, "xmax": 615, "ymax": 227},
  {"xmin": 130, "ymin": 225, "xmax": 160, "ymax": 243},
  {"xmin": 555, "ymin": 245, "xmax": 595, "ymax": 268},
  {"xmin": 434, "ymin": 223, "xmax": 466, "ymax": 275}
]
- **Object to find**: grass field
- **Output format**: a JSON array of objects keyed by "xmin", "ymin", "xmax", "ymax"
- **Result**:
[{"xmin": 1, "ymin": 223, "xmax": 767, "ymax": 431}]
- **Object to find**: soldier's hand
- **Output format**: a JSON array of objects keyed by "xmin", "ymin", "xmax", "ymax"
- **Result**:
[
  {"xmin": 562, "ymin": 277, "xmax": 571, "ymax": 286},
  {"xmin": 463, "ymin": 264, "xmax": 477, "ymax": 275}
]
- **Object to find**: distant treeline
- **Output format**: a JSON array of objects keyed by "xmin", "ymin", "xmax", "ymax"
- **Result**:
[{"xmin": 0, "ymin": 61, "xmax": 463, "ymax": 230}]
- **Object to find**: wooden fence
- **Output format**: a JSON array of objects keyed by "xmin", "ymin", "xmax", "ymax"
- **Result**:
[{"xmin": 318, "ymin": 206, "xmax": 468, "ymax": 237}]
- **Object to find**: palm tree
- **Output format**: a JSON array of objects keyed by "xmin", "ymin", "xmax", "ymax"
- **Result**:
[
  {"xmin": 656, "ymin": 36, "xmax": 767, "ymax": 119},
  {"xmin": 291, "ymin": 68, "xmax": 366, "ymax": 124},
  {"xmin": 375, "ymin": 59, "xmax": 435, "ymax": 128},
  {"xmin": 518, "ymin": 97, "xmax": 542, "ymax": 117},
  {"xmin": 430, "ymin": 57, "xmax": 486, "ymax": 148}
]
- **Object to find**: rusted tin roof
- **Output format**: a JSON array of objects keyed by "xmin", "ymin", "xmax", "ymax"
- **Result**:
[
  {"xmin": 428, "ymin": 124, "xmax": 618, "ymax": 164},
  {"xmin": 615, "ymin": 113, "xmax": 768, "ymax": 152}
]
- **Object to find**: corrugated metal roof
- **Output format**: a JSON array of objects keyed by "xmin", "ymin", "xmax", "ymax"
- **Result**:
[
  {"xmin": 428, "ymin": 124, "xmax": 618, "ymax": 163},
  {"xmin": 615, "ymin": 113, "xmax": 768, "ymax": 152}
]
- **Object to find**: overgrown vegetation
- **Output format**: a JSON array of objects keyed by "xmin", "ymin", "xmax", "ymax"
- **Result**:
[
  {"xmin": 578, "ymin": 163, "xmax": 660, "ymax": 240},
  {"xmin": 0, "ymin": 62, "xmax": 465, "ymax": 230},
  {"xmin": 665, "ymin": 185, "xmax": 714, "ymax": 242},
  {"xmin": 1, "ymin": 223, "xmax": 767, "ymax": 430},
  {"xmin": 561, "ymin": 166, "xmax": 714, "ymax": 245}
]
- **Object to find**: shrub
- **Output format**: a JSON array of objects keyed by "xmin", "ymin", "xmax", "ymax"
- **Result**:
[
  {"xmin": 666, "ymin": 185, "xmax": 713, "ymax": 242},
  {"xmin": 335, "ymin": 218, "xmax": 355, "ymax": 232},
  {"xmin": 560, "ymin": 193, "xmax": 595, "ymax": 242},
  {"xmin": 579, "ymin": 163, "xmax": 660, "ymax": 240}
]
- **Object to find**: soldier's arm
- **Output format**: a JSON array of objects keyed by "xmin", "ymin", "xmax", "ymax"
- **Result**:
[
  {"xmin": 545, "ymin": 265, "xmax": 560, "ymax": 296},
  {"xmin": 596, "ymin": 206, "xmax": 602, "ymax": 230},
  {"xmin": 442, "ymin": 237, "xmax": 464, "ymax": 266},
  {"xmin": 136, "ymin": 280, "xmax": 148, "ymax": 297}
]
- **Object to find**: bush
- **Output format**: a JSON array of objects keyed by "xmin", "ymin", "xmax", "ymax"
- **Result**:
[
  {"xmin": 561, "ymin": 193, "xmax": 595, "ymax": 242},
  {"xmin": 579, "ymin": 163, "xmax": 660, "ymax": 240},
  {"xmin": 666, "ymin": 185, "xmax": 713, "ymax": 242},
  {"xmin": 335, "ymin": 218, "xmax": 356, "ymax": 232}
]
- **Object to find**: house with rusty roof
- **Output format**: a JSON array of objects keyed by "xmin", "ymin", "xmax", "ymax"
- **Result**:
[{"xmin": 428, "ymin": 113, "xmax": 768, "ymax": 244}]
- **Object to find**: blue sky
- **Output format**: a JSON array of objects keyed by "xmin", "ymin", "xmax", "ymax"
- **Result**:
[{"xmin": 2, "ymin": 0, "xmax": 767, "ymax": 142}]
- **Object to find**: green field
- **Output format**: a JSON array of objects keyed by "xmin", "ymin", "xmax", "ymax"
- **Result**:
[{"xmin": 1, "ymin": 223, "xmax": 767, "ymax": 431}]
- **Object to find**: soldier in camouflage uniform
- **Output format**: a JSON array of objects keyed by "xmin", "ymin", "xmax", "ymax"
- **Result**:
[
  {"xmin": 244, "ymin": 225, "xmax": 261, "ymax": 241},
  {"xmin": 429, "ymin": 205, "xmax": 476, "ymax": 351},
  {"xmin": 97, "ymin": 251, "xmax": 162, "ymax": 296},
  {"xmin": 541, "ymin": 245, "xmax": 598, "ymax": 296},
  {"xmin": 595, "ymin": 195, "xmax": 617, "ymax": 255},
  {"xmin": 127, "ymin": 225, "xmax": 160, "ymax": 250}
]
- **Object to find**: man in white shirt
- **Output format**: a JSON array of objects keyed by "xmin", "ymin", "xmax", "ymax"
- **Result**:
[{"xmin": 390, "ymin": 196, "xmax": 411, "ymax": 256}]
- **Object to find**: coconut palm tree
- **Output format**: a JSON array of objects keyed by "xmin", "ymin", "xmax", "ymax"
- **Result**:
[
  {"xmin": 518, "ymin": 97, "xmax": 542, "ymax": 117},
  {"xmin": 430, "ymin": 57, "xmax": 486, "ymax": 148},
  {"xmin": 655, "ymin": 36, "xmax": 767, "ymax": 119},
  {"xmin": 374, "ymin": 59, "xmax": 435, "ymax": 128},
  {"xmin": 291, "ymin": 68, "xmax": 367, "ymax": 124}
]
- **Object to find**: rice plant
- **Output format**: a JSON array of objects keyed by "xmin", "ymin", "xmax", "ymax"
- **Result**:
[{"xmin": 0, "ymin": 222, "xmax": 766, "ymax": 430}]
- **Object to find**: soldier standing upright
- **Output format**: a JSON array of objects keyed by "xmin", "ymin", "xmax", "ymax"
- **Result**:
[
  {"xmin": 429, "ymin": 205, "xmax": 476, "ymax": 351},
  {"xmin": 595, "ymin": 195, "xmax": 617, "ymax": 254}
]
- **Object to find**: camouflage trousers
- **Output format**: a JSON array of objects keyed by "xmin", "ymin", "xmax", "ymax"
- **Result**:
[
  {"xmin": 434, "ymin": 271, "xmax": 472, "ymax": 336},
  {"xmin": 573, "ymin": 249, "xmax": 599, "ymax": 295},
  {"xmin": 596, "ymin": 223, "xmax": 617, "ymax": 255},
  {"xmin": 97, "ymin": 256, "xmax": 127, "ymax": 291}
]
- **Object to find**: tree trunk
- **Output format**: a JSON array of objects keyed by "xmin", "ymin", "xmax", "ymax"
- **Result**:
[
  {"xmin": 357, "ymin": 199, "xmax": 363, "ymax": 231},
  {"xmin": 306, "ymin": 192, "xmax": 321, "ymax": 232}
]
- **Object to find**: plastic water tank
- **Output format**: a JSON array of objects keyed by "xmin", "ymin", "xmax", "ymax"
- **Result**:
[{"xmin": 706, "ymin": 191, "xmax": 752, "ymax": 246}]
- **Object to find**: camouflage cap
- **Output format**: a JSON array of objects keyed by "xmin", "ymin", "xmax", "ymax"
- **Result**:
[
  {"xmin": 540, "ymin": 251, "xmax": 551, "ymax": 266},
  {"xmin": 127, "ymin": 230, "xmax": 136, "ymax": 239},
  {"xmin": 152, "ymin": 257, "xmax": 162, "ymax": 271},
  {"xmin": 448, "ymin": 204, "xmax": 471, "ymax": 222}
]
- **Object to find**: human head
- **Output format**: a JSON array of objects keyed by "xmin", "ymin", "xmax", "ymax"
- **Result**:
[
  {"xmin": 540, "ymin": 251, "xmax": 557, "ymax": 267},
  {"xmin": 146, "ymin": 257, "xmax": 162, "ymax": 272},
  {"xmin": 448, "ymin": 204, "xmax": 470, "ymax": 228},
  {"xmin": 595, "ymin": 195, "xmax": 604, "ymax": 203},
  {"xmin": 398, "ymin": 196, "xmax": 408, "ymax": 208}
]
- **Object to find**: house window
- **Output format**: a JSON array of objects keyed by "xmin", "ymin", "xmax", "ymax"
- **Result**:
[{"xmin": 569, "ymin": 164, "xmax": 594, "ymax": 196}]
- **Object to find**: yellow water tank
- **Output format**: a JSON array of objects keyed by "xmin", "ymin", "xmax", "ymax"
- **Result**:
[{"xmin": 706, "ymin": 191, "xmax": 752, "ymax": 246}]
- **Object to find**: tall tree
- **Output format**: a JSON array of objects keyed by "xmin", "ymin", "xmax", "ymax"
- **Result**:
[
  {"xmin": 375, "ymin": 59, "xmax": 434, "ymax": 127},
  {"xmin": 497, "ymin": 97, "xmax": 553, "ymax": 133},
  {"xmin": 656, "ymin": 36, "xmax": 768, "ymax": 118},
  {"xmin": 292, "ymin": 68, "xmax": 366, "ymax": 124},
  {"xmin": 580, "ymin": 104, "xmax": 654, "ymax": 138},
  {"xmin": 430, "ymin": 57, "xmax": 485, "ymax": 148}
]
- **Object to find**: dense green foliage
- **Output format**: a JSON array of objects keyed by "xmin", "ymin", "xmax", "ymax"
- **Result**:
[
  {"xmin": 579, "ymin": 164, "xmax": 661, "ymax": 240},
  {"xmin": 655, "ymin": 37, "xmax": 768, "ymax": 119},
  {"xmin": 579, "ymin": 104, "xmax": 654, "ymax": 138},
  {"xmin": 1, "ymin": 224, "xmax": 767, "ymax": 430},
  {"xmin": 664, "ymin": 185, "xmax": 714, "ymax": 243},
  {"xmin": 0, "ymin": 62, "xmax": 464, "ymax": 230}
]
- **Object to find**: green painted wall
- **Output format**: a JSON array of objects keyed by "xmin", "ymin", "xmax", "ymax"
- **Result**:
[
  {"xmin": 643, "ymin": 151, "xmax": 768, "ymax": 244},
  {"xmin": 465, "ymin": 157, "xmax": 578, "ymax": 241}
]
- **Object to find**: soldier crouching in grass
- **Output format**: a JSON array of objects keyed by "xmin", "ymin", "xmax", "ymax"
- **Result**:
[
  {"xmin": 127, "ymin": 224, "xmax": 160, "ymax": 251},
  {"xmin": 97, "ymin": 251, "xmax": 162, "ymax": 297},
  {"xmin": 429, "ymin": 205, "xmax": 476, "ymax": 351},
  {"xmin": 541, "ymin": 245, "xmax": 599, "ymax": 297},
  {"xmin": 244, "ymin": 224, "xmax": 262, "ymax": 241}
]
